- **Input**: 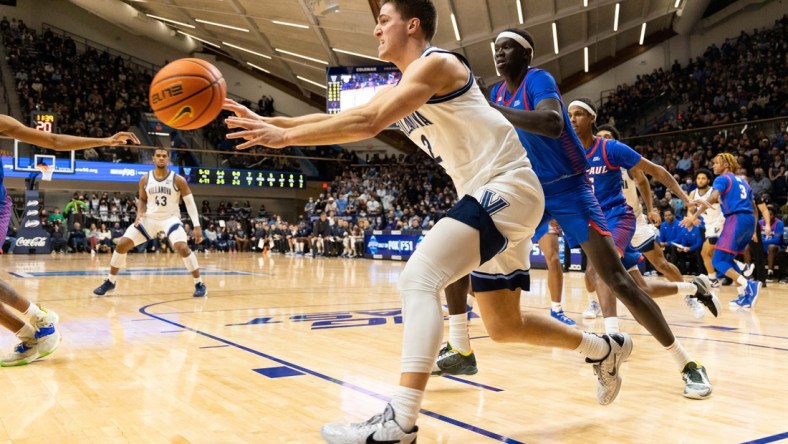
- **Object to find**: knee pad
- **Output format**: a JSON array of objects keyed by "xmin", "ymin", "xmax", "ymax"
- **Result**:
[
  {"xmin": 110, "ymin": 251, "xmax": 127, "ymax": 268},
  {"xmin": 397, "ymin": 250, "xmax": 451, "ymax": 296},
  {"xmin": 182, "ymin": 252, "xmax": 200, "ymax": 272}
]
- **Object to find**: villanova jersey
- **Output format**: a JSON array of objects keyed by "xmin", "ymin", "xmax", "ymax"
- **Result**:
[
  {"xmin": 712, "ymin": 173, "xmax": 753, "ymax": 216},
  {"xmin": 585, "ymin": 137, "xmax": 642, "ymax": 211},
  {"xmin": 144, "ymin": 170, "xmax": 181, "ymax": 220},
  {"xmin": 489, "ymin": 68, "xmax": 587, "ymax": 186},
  {"xmin": 691, "ymin": 186, "xmax": 724, "ymax": 229},
  {"xmin": 395, "ymin": 47, "xmax": 531, "ymax": 197},
  {"xmin": 621, "ymin": 169, "xmax": 642, "ymax": 216}
]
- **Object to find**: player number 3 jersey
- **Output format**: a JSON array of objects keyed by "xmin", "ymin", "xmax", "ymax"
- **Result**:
[{"xmin": 145, "ymin": 170, "xmax": 181, "ymax": 220}]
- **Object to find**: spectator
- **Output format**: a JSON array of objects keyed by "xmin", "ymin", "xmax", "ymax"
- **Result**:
[
  {"xmin": 234, "ymin": 226, "xmax": 249, "ymax": 252},
  {"xmin": 749, "ymin": 167, "xmax": 773, "ymax": 197},
  {"xmin": 659, "ymin": 209, "xmax": 682, "ymax": 265},
  {"xmin": 204, "ymin": 224, "xmax": 218, "ymax": 252},
  {"xmin": 68, "ymin": 222, "xmax": 88, "ymax": 253},
  {"xmin": 49, "ymin": 221, "xmax": 67, "ymax": 253},
  {"xmin": 311, "ymin": 212, "xmax": 330, "ymax": 256},
  {"xmin": 675, "ymin": 224, "xmax": 703, "ymax": 275},
  {"xmin": 48, "ymin": 208, "xmax": 65, "ymax": 226},
  {"xmin": 754, "ymin": 208, "xmax": 784, "ymax": 281},
  {"xmin": 86, "ymin": 223, "xmax": 99, "ymax": 253}
]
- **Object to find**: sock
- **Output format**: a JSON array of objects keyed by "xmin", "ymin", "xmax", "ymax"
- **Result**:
[
  {"xmin": 107, "ymin": 274, "xmax": 117, "ymax": 284},
  {"xmin": 15, "ymin": 323, "xmax": 36, "ymax": 340},
  {"xmin": 389, "ymin": 386, "xmax": 423, "ymax": 431},
  {"xmin": 551, "ymin": 301, "xmax": 563, "ymax": 312},
  {"xmin": 736, "ymin": 275, "xmax": 748, "ymax": 287},
  {"xmin": 448, "ymin": 314, "xmax": 471, "ymax": 354},
  {"xmin": 604, "ymin": 317, "xmax": 620, "ymax": 334},
  {"xmin": 574, "ymin": 331, "xmax": 610, "ymax": 361},
  {"xmin": 665, "ymin": 340, "xmax": 693, "ymax": 370},
  {"xmin": 194, "ymin": 277, "xmax": 203, "ymax": 285},
  {"xmin": 23, "ymin": 303, "xmax": 44, "ymax": 319},
  {"xmin": 676, "ymin": 282, "xmax": 697, "ymax": 295},
  {"xmin": 588, "ymin": 291, "xmax": 598, "ymax": 303}
]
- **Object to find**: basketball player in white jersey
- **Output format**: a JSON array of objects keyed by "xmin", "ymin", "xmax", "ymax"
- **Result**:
[
  {"xmin": 223, "ymin": 1, "xmax": 632, "ymax": 441},
  {"xmin": 0, "ymin": 114, "xmax": 139, "ymax": 366},
  {"xmin": 688, "ymin": 169, "xmax": 726, "ymax": 287},
  {"xmin": 93, "ymin": 148, "xmax": 206, "ymax": 297}
]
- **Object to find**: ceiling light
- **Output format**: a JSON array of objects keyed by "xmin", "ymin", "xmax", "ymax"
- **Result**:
[
  {"xmin": 275, "ymin": 48, "xmax": 328, "ymax": 65},
  {"xmin": 584, "ymin": 0, "xmax": 588, "ymax": 6},
  {"xmin": 674, "ymin": 0, "xmax": 681, "ymax": 7},
  {"xmin": 552, "ymin": 22, "xmax": 559, "ymax": 54},
  {"xmin": 639, "ymin": 23, "xmax": 647, "ymax": 45},
  {"xmin": 332, "ymin": 48, "xmax": 383, "ymax": 62},
  {"xmin": 516, "ymin": 0, "xmax": 523, "ymax": 24},
  {"xmin": 490, "ymin": 41, "xmax": 499, "ymax": 76},
  {"xmin": 450, "ymin": 13, "xmax": 461, "ymax": 41},
  {"xmin": 584, "ymin": 46, "xmax": 589, "ymax": 72},
  {"xmin": 146, "ymin": 14, "xmax": 195, "ymax": 29},
  {"xmin": 177, "ymin": 31, "xmax": 219, "ymax": 48},
  {"xmin": 222, "ymin": 41, "xmax": 272, "ymax": 59},
  {"xmin": 196, "ymin": 18, "xmax": 249, "ymax": 32},
  {"xmin": 297, "ymin": 76, "xmax": 327, "ymax": 89},
  {"xmin": 613, "ymin": 3, "xmax": 620, "ymax": 31},
  {"xmin": 271, "ymin": 20, "xmax": 309, "ymax": 29},
  {"xmin": 247, "ymin": 62, "xmax": 270, "ymax": 74}
]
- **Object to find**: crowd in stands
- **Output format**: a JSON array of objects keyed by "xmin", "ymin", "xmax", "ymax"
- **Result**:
[
  {"xmin": 598, "ymin": 15, "xmax": 787, "ymax": 135},
  {"xmin": 1, "ymin": 18, "xmax": 147, "ymax": 162}
]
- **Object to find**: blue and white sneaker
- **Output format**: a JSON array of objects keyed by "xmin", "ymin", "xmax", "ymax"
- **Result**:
[
  {"xmin": 550, "ymin": 309, "xmax": 577, "ymax": 326},
  {"xmin": 33, "ymin": 307, "xmax": 61, "ymax": 358},
  {"xmin": 1, "ymin": 340, "xmax": 39, "ymax": 367},
  {"xmin": 743, "ymin": 280, "xmax": 761, "ymax": 308},
  {"xmin": 193, "ymin": 282, "xmax": 208, "ymax": 297},
  {"xmin": 321, "ymin": 404, "xmax": 418, "ymax": 444},
  {"xmin": 729, "ymin": 294, "xmax": 747, "ymax": 308}
]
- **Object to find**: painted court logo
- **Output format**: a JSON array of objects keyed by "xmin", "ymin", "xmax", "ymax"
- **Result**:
[{"xmin": 168, "ymin": 106, "xmax": 194, "ymax": 125}]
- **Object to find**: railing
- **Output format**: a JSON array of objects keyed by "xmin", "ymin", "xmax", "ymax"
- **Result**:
[{"xmin": 623, "ymin": 116, "xmax": 787, "ymax": 148}]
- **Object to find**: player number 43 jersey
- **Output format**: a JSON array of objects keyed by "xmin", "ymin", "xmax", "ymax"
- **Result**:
[{"xmin": 145, "ymin": 170, "xmax": 181, "ymax": 220}]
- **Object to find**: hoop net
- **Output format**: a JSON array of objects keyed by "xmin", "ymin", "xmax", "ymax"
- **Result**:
[{"xmin": 36, "ymin": 164, "xmax": 54, "ymax": 181}]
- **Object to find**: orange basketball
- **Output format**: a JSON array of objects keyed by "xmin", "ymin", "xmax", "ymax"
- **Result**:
[{"xmin": 149, "ymin": 58, "xmax": 227, "ymax": 130}]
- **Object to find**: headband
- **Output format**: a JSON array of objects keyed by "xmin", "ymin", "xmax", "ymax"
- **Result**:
[
  {"xmin": 568, "ymin": 100, "xmax": 597, "ymax": 117},
  {"xmin": 495, "ymin": 31, "xmax": 533, "ymax": 52}
]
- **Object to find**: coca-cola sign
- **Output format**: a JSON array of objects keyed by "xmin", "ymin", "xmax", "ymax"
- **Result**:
[{"xmin": 15, "ymin": 237, "xmax": 48, "ymax": 247}]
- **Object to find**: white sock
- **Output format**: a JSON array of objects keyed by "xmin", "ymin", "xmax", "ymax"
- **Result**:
[
  {"xmin": 676, "ymin": 282, "xmax": 697, "ymax": 296},
  {"xmin": 107, "ymin": 274, "xmax": 117, "ymax": 284},
  {"xmin": 604, "ymin": 317, "xmax": 620, "ymax": 334},
  {"xmin": 194, "ymin": 277, "xmax": 203, "ymax": 285},
  {"xmin": 551, "ymin": 301, "xmax": 563, "ymax": 312},
  {"xmin": 23, "ymin": 303, "xmax": 44, "ymax": 319},
  {"xmin": 448, "ymin": 314, "xmax": 471, "ymax": 354},
  {"xmin": 574, "ymin": 331, "xmax": 610, "ymax": 361},
  {"xmin": 588, "ymin": 291, "xmax": 598, "ymax": 303},
  {"xmin": 15, "ymin": 323, "xmax": 36, "ymax": 340},
  {"xmin": 665, "ymin": 340, "xmax": 693, "ymax": 370},
  {"xmin": 389, "ymin": 386, "xmax": 423, "ymax": 431},
  {"xmin": 736, "ymin": 275, "xmax": 748, "ymax": 287}
]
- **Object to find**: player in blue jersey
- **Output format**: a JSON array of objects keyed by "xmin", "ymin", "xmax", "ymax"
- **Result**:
[
  {"xmin": 435, "ymin": 28, "xmax": 709, "ymax": 399},
  {"xmin": 568, "ymin": 97, "xmax": 714, "ymax": 398},
  {"xmin": 0, "ymin": 114, "xmax": 139, "ymax": 366},
  {"xmin": 683, "ymin": 153, "xmax": 761, "ymax": 308}
]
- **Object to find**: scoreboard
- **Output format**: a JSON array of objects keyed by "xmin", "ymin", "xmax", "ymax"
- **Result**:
[
  {"xmin": 183, "ymin": 167, "xmax": 305, "ymax": 189},
  {"xmin": 31, "ymin": 112, "xmax": 57, "ymax": 133}
]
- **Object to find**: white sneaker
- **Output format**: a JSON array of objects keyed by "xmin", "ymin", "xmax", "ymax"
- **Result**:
[
  {"xmin": 684, "ymin": 295, "xmax": 707, "ymax": 319},
  {"xmin": 590, "ymin": 333, "xmax": 633, "ymax": 405},
  {"xmin": 321, "ymin": 404, "xmax": 418, "ymax": 444},
  {"xmin": 32, "ymin": 307, "xmax": 61, "ymax": 358},
  {"xmin": 583, "ymin": 300, "xmax": 602, "ymax": 319},
  {"xmin": 681, "ymin": 361, "xmax": 712, "ymax": 399},
  {"xmin": 1, "ymin": 339, "xmax": 39, "ymax": 367}
]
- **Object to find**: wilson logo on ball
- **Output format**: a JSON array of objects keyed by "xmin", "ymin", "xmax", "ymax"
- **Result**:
[{"xmin": 151, "ymin": 83, "xmax": 184, "ymax": 105}]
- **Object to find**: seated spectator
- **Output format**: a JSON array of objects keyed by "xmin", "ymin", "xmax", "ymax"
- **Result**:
[
  {"xmin": 110, "ymin": 222, "xmax": 124, "ymax": 247},
  {"xmin": 203, "ymin": 224, "xmax": 218, "ymax": 251},
  {"xmin": 311, "ymin": 212, "xmax": 330, "ymax": 256},
  {"xmin": 749, "ymin": 168, "xmax": 773, "ymax": 198},
  {"xmin": 751, "ymin": 208, "xmax": 784, "ymax": 281},
  {"xmin": 68, "ymin": 222, "xmax": 88, "ymax": 253},
  {"xmin": 659, "ymin": 209, "xmax": 682, "ymax": 265},
  {"xmin": 674, "ymin": 224, "xmax": 703, "ymax": 275},
  {"xmin": 49, "ymin": 221, "xmax": 67, "ymax": 253},
  {"xmin": 4, "ymin": 226, "xmax": 17, "ymax": 253},
  {"xmin": 235, "ymin": 226, "xmax": 249, "ymax": 252},
  {"xmin": 86, "ymin": 223, "xmax": 99, "ymax": 253},
  {"xmin": 48, "ymin": 208, "xmax": 65, "ymax": 226}
]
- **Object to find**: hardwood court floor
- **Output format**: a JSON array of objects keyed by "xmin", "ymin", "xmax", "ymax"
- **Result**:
[{"xmin": 0, "ymin": 252, "xmax": 786, "ymax": 443}]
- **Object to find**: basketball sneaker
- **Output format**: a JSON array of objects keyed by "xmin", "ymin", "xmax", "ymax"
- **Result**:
[
  {"xmin": 742, "ymin": 280, "xmax": 761, "ymax": 308},
  {"xmin": 550, "ymin": 309, "xmax": 576, "ymax": 326},
  {"xmin": 681, "ymin": 361, "xmax": 712, "ymax": 399},
  {"xmin": 729, "ymin": 294, "xmax": 747, "ymax": 308},
  {"xmin": 321, "ymin": 404, "xmax": 417, "ymax": 444},
  {"xmin": 583, "ymin": 300, "xmax": 602, "ymax": 319},
  {"xmin": 709, "ymin": 277, "xmax": 721, "ymax": 288},
  {"xmin": 193, "ymin": 282, "xmax": 207, "ymax": 297},
  {"xmin": 736, "ymin": 260, "xmax": 754, "ymax": 278},
  {"xmin": 690, "ymin": 275, "xmax": 721, "ymax": 317},
  {"xmin": 589, "ymin": 333, "xmax": 633, "ymax": 405},
  {"xmin": 93, "ymin": 279, "xmax": 116, "ymax": 296},
  {"xmin": 684, "ymin": 296, "xmax": 706, "ymax": 319},
  {"xmin": 1, "ymin": 339, "xmax": 39, "ymax": 367},
  {"xmin": 33, "ymin": 307, "xmax": 61, "ymax": 358},
  {"xmin": 431, "ymin": 342, "xmax": 478, "ymax": 376}
]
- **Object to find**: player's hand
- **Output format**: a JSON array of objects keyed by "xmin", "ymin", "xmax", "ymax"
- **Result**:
[
  {"xmin": 679, "ymin": 216, "xmax": 695, "ymax": 229},
  {"xmin": 549, "ymin": 219, "xmax": 562, "ymax": 234},
  {"xmin": 134, "ymin": 215, "xmax": 141, "ymax": 226},
  {"xmin": 763, "ymin": 224, "xmax": 772, "ymax": 238},
  {"xmin": 752, "ymin": 232, "xmax": 759, "ymax": 243},
  {"xmin": 107, "ymin": 132, "xmax": 141, "ymax": 146},
  {"xmin": 194, "ymin": 229, "xmax": 204, "ymax": 244},
  {"xmin": 222, "ymin": 98, "xmax": 261, "ymax": 121},
  {"xmin": 225, "ymin": 116, "xmax": 287, "ymax": 149},
  {"xmin": 648, "ymin": 209, "xmax": 661, "ymax": 224}
]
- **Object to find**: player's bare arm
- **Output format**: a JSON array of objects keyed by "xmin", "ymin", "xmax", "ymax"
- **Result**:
[
  {"xmin": 632, "ymin": 168, "xmax": 660, "ymax": 224},
  {"xmin": 177, "ymin": 175, "xmax": 204, "ymax": 244},
  {"xmin": 0, "ymin": 115, "xmax": 139, "ymax": 150},
  {"xmin": 631, "ymin": 158, "xmax": 691, "ymax": 206},
  {"xmin": 491, "ymin": 97, "xmax": 564, "ymax": 138},
  {"xmin": 225, "ymin": 54, "xmax": 466, "ymax": 149},
  {"xmin": 136, "ymin": 175, "xmax": 148, "ymax": 225},
  {"xmin": 682, "ymin": 189, "xmax": 719, "ymax": 228}
]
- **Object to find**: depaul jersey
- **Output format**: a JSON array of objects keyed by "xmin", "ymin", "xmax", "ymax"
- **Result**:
[
  {"xmin": 691, "ymin": 186, "xmax": 724, "ymax": 229},
  {"xmin": 394, "ymin": 47, "xmax": 531, "ymax": 196},
  {"xmin": 585, "ymin": 137, "xmax": 641, "ymax": 211},
  {"xmin": 489, "ymin": 68, "xmax": 588, "ymax": 186},
  {"xmin": 144, "ymin": 170, "xmax": 181, "ymax": 220},
  {"xmin": 621, "ymin": 169, "xmax": 642, "ymax": 217},
  {"xmin": 712, "ymin": 172, "xmax": 753, "ymax": 216}
]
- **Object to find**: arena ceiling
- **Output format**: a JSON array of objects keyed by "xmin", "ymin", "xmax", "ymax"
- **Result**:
[{"xmin": 99, "ymin": 0, "xmax": 697, "ymax": 101}]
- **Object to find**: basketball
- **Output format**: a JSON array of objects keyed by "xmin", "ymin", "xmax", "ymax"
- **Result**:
[{"xmin": 149, "ymin": 58, "xmax": 227, "ymax": 130}]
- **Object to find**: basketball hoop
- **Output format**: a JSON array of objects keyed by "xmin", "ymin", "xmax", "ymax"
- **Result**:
[{"xmin": 35, "ymin": 164, "xmax": 54, "ymax": 181}]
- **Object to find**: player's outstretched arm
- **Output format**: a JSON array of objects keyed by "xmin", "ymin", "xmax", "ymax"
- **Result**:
[
  {"xmin": 632, "ymin": 158, "xmax": 691, "ymax": 206},
  {"xmin": 0, "ymin": 115, "xmax": 139, "ymax": 151},
  {"xmin": 632, "ymin": 168, "xmax": 659, "ymax": 222},
  {"xmin": 681, "ymin": 190, "xmax": 718, "ymax": 228},
  {"xmin": 176, "ymin": 175, "xmax": 203, "ymax": 244},
  {"xmin": 225, "ymin": 54, "xmax": 460, "ymax": 149}
]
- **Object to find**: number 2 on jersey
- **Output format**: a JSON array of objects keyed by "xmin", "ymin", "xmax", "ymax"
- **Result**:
[{"xmin": 421, "ymin": 135, "xmax": 443, "ymax": 164}]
